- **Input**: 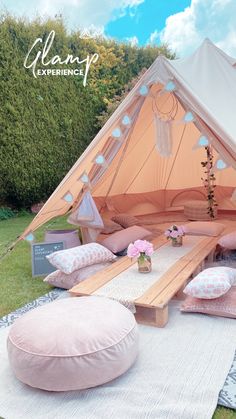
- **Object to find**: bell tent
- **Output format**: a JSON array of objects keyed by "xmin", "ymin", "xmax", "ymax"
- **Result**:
[{"xmin": 21, "ymin": 38, "xmax": 236, "ymax": 242}]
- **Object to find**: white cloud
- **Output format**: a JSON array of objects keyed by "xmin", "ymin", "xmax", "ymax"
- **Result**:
[
  {"xmin": 160, "ymin": 0, "xmax": 236, "ymax": 57},
  {"xmin": 147, "ymin": 29, "xmax": 159, "ymax": 45},
  {"xmin": 126, "ymin": 36, "xmax": 138, "ymax": 46},
  {"xmin": 1, "ymin": 0, "xmax": 144, "ymax": 31}
]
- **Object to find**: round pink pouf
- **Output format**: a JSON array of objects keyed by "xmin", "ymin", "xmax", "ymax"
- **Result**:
[{"xmin": 7, "ymin": 297, "xmax": 139, "ymax": 391}]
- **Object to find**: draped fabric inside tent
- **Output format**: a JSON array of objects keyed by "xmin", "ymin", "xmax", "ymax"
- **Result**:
[
  {"xmin": 67, "ymin": 191, "xmax": 104, "ymax": 242},
  {"xmin": 92, "ymin": 82, "xmax": 236, "ymax": 215},
  {"xmin": 20, "ymin": 39, "xmax": 236, "ymax": 241}
]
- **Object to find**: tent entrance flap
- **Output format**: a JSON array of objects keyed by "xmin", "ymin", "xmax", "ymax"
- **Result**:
[{"xmin": 68, "ymin": 191, "xmax": 104, "ymax": 242}]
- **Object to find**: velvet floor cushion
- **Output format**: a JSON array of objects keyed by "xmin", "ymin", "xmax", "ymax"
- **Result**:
[{"xmin": 7, "ymin": 297, "xmax": 138, "ymax": 391}]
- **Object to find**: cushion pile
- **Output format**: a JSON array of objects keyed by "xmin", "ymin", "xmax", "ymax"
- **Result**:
[{"xmin": 182, "ymin": 266, "xmax": 236, "ymax": 319}]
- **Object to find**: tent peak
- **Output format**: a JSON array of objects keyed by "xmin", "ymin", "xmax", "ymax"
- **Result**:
[{"xmin": 198, "ymin": 37, "xmax": 236, "ymax": 64}]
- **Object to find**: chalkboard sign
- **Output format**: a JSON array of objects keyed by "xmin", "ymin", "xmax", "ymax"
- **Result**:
[{"xmin": 31, "ymin": 241, "xmax": 64, "ymax": 277}]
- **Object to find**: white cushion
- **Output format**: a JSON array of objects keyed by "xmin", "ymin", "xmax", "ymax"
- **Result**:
[
  {"xmin": 7, "ymin": 297, "xmax": 139, "ymax": 391},
  {"xmin": 46, "ymin": 242, "xmax": 116, "ymax": 274},
  {"xmin": 183, "ymin": 267, "xmax": 236, "ymax": 299}
]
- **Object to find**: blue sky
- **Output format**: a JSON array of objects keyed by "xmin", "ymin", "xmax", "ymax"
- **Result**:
[
  {"xmin": 106, "ymin": 0, "xmax": 191, "ymax": 46},
  {"xmin": 1, "ymin": 0, "xmax": 236, "ymax": 57}
]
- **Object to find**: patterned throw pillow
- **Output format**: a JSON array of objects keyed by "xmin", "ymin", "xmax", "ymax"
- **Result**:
[
  {"xmin": 46, "ymin": 243, "xmax": 116, "ymax": 274},
  {"xmin": 180, "ymin": 287, "xmax": 236, "ymax": 319},
  {"xmin": 111, "ymin": 213, "xmax": 140, "ymax": 228},
  {"xmin": 183, "ymin": 267, "xmax": 236, "ymax": 299},
  {"xmin": 44, "ymin": 262, "xmax": 112, "ymax": 289}
]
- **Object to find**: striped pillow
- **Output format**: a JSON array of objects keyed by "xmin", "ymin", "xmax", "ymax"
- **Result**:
[{"xmin": 111, "ymin": 213, "xmax": 140, "ymax": 228}]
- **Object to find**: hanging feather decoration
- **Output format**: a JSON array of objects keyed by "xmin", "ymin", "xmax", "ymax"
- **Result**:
[{"xmin": 154, "ymin": 114, "xmax": 173, "ymax": 157}]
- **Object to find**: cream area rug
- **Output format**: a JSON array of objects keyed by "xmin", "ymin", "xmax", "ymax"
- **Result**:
[{"xmin": 0, "ymin": 301, "xmax": 236, "ymax": 419}]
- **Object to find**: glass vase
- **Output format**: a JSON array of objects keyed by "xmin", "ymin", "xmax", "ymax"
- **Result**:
[
  {"xmin": 171, "ymin": 236, "xmax": 183, "ymax": 247},
  {"xmin": 137, "ymin": 254, "xmax": 152, "ymax": 273}
]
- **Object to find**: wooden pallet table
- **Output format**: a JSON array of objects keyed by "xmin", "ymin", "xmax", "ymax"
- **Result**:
[{"xmin": 69, "ymin": 235, "xmax": 219, "ymax": 328}]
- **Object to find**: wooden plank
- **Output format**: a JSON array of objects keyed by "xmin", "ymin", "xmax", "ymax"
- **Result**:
[
  {"xmin": 152, "ymin": 238, "xmax": 219, "ymax": 308},
  {"xmin": 69, "ymin": 258, "xmax": 132, "ymax": 296},
  {"xmin": 152, "ymin": 262, "xmax": 204, "ymax": 308},
  {"xmin": 135, "ymin": 236, "xmax": 214, "ymax": 306},
  {"xmin": 69, "ymin": 235, "xmax": 167, "ymax": 296},
  {"xmin": 135, "ymin": 305, "xmax": 168, "ymax": 328},
  {"xmin": 182, "ymin": 237, "xmax": 218, "ymax": 262},
  {"xmin": 154, "ymin": 306, "xmax": 169, "ymax": 327}
]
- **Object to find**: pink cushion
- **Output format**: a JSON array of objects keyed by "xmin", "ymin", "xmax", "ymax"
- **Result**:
[
  {"xmin": 182, "ymin": 221, "xmax": 225, "ymax": 237},
  {"xmin": 44, "ymin": 262, "xmax": 113, "ymax": 289},
  {"xmin": 218, "ymin": 231, "xmax": 236, "ymax": 249},
  {"xmin": 46, "ymin": 242, "xmax": 116, "ymax": 274},
  {"xmin": 180, "ymin": 287, "xmax": 236, "ymax": 319},
  {"xmin": 101, "ymin": 225, "xmax": 151, "ymax": 253},
  {"xmin": 7, "ymin": 297, "xmax": 139, "ymax": 391},
  {"xmin": 111, "ymin": 213, "xmax": 140, "ymax": 228},
  {"xmin": 183, "ymin": 267, "xmax": 236, "ymax": 299}
]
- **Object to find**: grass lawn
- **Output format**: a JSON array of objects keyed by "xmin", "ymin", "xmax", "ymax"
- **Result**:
[
  {"xmin": 0, "ymin": 213, "xmax": 71, "ymax": 318},
  {"xmin": 0, "ymin": 214, "xmax": 235, "ymax": 419}
]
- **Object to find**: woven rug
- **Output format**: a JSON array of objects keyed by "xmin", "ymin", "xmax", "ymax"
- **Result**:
[
  {"xmin": 0, "ymin": 303, "xmax": 236, "ymax": 419},
  {"xmin": 0, "ymin": 256, "xmax": 235, "ymax": 413},
  {"xmin": 0, "ymin": 300, "xmax": 235, "ymax": 419},
  {"xmin": 0, "ymin": 288, "xmax": 64, "ymax": 329}
]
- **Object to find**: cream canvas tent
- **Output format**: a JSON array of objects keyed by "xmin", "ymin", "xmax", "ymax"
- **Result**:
[{"xmin": 21, "ymin": 39, "xmax": 236, "ymax": 241}]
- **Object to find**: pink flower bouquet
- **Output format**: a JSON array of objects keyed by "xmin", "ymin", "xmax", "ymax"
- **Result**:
[
  {"xmin": 127, "ymin": 239, "xmax": 154, "ymax": 273},
  {"xmin": 165, "ymin": 225, "xmax": 185, "ymax": 245},
  {"xmin": 127, "ymin": 239, "xmax": 154, "ymax": 259}
]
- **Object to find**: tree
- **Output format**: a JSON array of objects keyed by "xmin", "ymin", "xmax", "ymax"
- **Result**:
[{"xmin": 0, "ymin": 14, "xmax": 174, "ymax": 207}]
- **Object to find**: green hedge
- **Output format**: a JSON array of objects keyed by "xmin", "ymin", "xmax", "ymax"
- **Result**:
[{"xmin": 0, "ymin": 15, "xmax": 174, "ymax": 208}]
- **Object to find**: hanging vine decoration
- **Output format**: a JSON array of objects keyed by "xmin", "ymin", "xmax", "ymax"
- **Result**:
[{"xmin": 201, "ymin": 145, "xmax": 217, "ymax": 219}]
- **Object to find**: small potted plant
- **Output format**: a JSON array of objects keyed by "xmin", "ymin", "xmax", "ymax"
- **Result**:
[
  {"xmin": 127, "ymin": 239, "xmax": 154, "ymax": 273},
  {"xmin": 165, "ymin": 225, "xmax": 185, "ymax": 247}
]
